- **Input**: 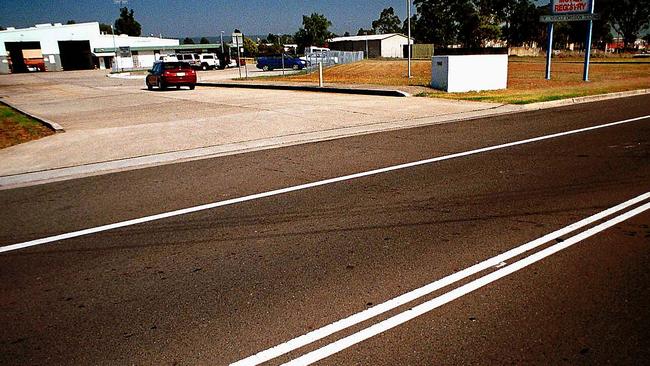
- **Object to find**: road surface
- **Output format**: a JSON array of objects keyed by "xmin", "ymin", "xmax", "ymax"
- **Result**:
[{"xmin": 1, "ymin": 95, "xmax": 649, "ymax": 365}]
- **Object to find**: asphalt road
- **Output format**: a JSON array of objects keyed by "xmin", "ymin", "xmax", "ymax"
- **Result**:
[{"xmin": 1, "ymin": 95, "xmax": 649, "ymax": 365}]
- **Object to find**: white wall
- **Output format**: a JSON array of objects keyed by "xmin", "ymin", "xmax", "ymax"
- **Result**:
[
  {"xmin": 431, "ymin": 55, "xmax": 508, "ymax": 93},
  {"xmin": 93, "ymin": 34, "xmax": 178, "ymax": 50},
  {"xmin": 380, "ymin": 35, "xmax": 413, "ymax": 58},
  {"xmin": 0, "ymin": 22, "xmax": 178, "ymax": 62},
  {"xmin": 0, "ymin": 22, "xmax": 100, "ymax": 56}
]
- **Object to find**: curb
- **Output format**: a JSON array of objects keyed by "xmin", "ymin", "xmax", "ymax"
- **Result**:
[
  {"xmin": 0, "ymin": 99, "xmax": 65, "ymax": 132},
  {"xmin": 524, "ymin": 88, "xmax": 650, "ymax": 110},
  {"xmin": 196, "ymin": 82, "xmax": 411, "ymax": 97}
]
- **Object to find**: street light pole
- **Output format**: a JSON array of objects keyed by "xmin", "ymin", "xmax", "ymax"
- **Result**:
[
  {"xmin": 365, "ymin": 31, "xmax": 369, "ymax": 59},
  {"xmin": 111, "ymin": 25, "xmax": 117, "ymax": 71},
  {"xmin": 220, "ymin": 31, "xmax": 224, "ymax": 53},
  {"xmin": 407, "ymin": 0, "xmax": 412, "ymax": 79}
]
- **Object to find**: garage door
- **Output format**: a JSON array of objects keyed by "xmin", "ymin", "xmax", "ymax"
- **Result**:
[
  {"xmin": 5, "ymin": 41, "xmax": 42, "ymax": 73},
  {"xmin": 58, "ymin": 40, "xmax": 93, "ymax": 71}
]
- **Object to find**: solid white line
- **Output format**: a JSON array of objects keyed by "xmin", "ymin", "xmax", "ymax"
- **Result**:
[
  {"xmin": 1, "ymin": 115, "xmax": 648, "ymax": 254},
  {"xmin": 283, "ymin": 200, "xmax": 650, "ymax": 366},
  {"xmin": 230, "ymin": 192, "xmax": 650, "ymax": 366}
]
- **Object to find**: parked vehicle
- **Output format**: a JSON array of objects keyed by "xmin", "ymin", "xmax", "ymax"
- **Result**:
[
  {"xmin": 159, "ymin": 54, "xmax": 178, "ymax": 62},
  {"xmin": 256, "ymin": 55, "xmax": 306, "ymax": 71},
  {"xmin": 145, "ymin": 61, "xmax": 196, "ymax": 90},
  {"xmin": 22, "ymin": 49, "xmax": 46, "ymax": 72},
  {"xmin": 198, "ymin": 53, "xmax": 220, "ymax": 70},
  {"xmin": 174, "ymin": 53, "xmax": 201, "ymax": 68}
]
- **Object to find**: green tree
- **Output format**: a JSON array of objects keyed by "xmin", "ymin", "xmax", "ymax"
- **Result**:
[
  {"xmin": 267, "ymin": 33, "xmax": 279, "ymax": 44},
  {"xmin": 200, "ymin": 37, "xmax": 210, "ymax": 44},
  {"xmin": 488, "ymin": 0, "xmax": 544, "ymax": 47},
  {"xmin": 357, "ymin": 28, "xmax": 375, "ymax": 36},
  {"xmin": 114, "ymin": 7, "xmax": 141, "ymax": 36},
  {"xmin": 294, "ymin": 13, "xmax": 333, "ymax": 53},
  {"xmin": 243, "ymin": 37, "xmax": 258, "ymax": 56},
  {"xmin": 0, "ymin": 25, "xmax": 6, "ymax": 31},
  {"xmin": 99, "ymin": 23, "xmax": 113, "ymax": 34},
  {"xmin": 372, "ymin": 7, "xmax": 402, "ymax": 34},
  {"xmin": 66, "ymin": 20, "xmax": 76, "ymax": 25},
  {"xmin": 412, "ymin": 0, "xmax": 465, "ymax": 46},
  {"xmin": 279, "ymin": 34, "xmax": 295, "ymax": 44},
  {"xmin": 183, "ymin": 37, "xmax": 195, "ymax": 44},
  {"xmin": 607, "ymin": 0, "xmax": 650, "ymax": 50}
]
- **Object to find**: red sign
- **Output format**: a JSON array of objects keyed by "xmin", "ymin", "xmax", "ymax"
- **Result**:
[{"xmin": 552, "ymin": 0, "xmax": 592, "ymax": 14}]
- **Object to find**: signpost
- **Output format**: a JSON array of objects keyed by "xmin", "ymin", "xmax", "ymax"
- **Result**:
[
  {"xmin": 232, "ymin": 32, "xmax": 243, "ymax": 79},
  {"xmin": 543, "ymin": 0, "xmax": 597, "ymax": 81}
]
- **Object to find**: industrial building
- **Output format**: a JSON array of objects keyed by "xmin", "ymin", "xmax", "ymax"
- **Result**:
[
  {"xmin": 328, "ymin": 33, "xmax": 413, "ymax": 58},
  {"xmin": 0, "ymin": 22, "xmax": 183, "ymax": 74}
]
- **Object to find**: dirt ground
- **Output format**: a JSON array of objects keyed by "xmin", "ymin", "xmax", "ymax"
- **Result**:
[
  {"xmin": 267, "ymin": 57, "xmax": 650, "ymax": 104},
  {"xmin": 0, "ymin": 105, "xmax": 54, "ymax": 149}
]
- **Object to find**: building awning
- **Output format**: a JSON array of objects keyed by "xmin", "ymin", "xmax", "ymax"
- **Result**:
[{"xmin": 93, "ymin": 43, "xmax": 223, "ymax": 53}]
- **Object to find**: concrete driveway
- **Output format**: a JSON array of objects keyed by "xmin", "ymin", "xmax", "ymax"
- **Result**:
[{"xmin": 0, "ymin": 70, "xmax": 519, "ymax": 186}]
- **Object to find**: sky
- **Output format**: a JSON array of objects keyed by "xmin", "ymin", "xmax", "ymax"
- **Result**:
[{"xmin": 0, "ymin": 0, "xmax": 424, "ymax": 38}]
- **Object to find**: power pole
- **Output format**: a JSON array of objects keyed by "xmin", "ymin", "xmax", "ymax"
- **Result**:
[{"xmin": 407, "ymin": 0, "xmax": 412, "ymax": 79}]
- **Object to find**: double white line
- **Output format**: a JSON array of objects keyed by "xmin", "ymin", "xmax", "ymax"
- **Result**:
[{"xmin": 233, "ymin": 192, "xmax": 650, "ymax": 366}]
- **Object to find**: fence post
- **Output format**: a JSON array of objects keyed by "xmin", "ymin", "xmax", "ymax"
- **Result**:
[{"xmin": 318, "ymin": 61, "xmax": 323, "ymax": 87}]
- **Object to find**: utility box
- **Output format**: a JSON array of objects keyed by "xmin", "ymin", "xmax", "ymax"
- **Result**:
[{"xmin": 431, "ymin": 55, "xmax": 508, "ymax": 93}]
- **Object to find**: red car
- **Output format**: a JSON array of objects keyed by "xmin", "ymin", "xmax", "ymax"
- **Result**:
[{"xmin": 146, "ymin": 61, "xmax": 197, "ymax": 90}]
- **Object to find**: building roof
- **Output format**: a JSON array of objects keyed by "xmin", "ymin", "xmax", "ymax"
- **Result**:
[{"xmin": 329, "ymin": 33, "xmax": 412, "ymax": 43}]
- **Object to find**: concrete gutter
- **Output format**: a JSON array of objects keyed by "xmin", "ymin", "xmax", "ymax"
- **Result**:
[
  {"xmin": 196, "ymin": 82, "xmax": 411, "ymax": 97},
  {"xmin": 0, "ymin": 99, "xmax": 65, "ymax": 132}
]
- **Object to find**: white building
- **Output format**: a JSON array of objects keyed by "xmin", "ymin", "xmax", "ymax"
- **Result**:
[
  {"xmin": 328, "ymin": 33, "xmax": 413, "ymax": 58},
  {"xmin": 0, "ymin": 22, "xmax": 179, "ymax": 74}
]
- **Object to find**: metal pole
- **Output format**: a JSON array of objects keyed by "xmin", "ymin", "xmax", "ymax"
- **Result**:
[
  {"xmin": 407, "ymin": 0, "xmax": 412, "ymax": 79},
  {"xmin": 220, "ymin": 31, "xmax": 224, "ymax": 53},
  {"xmin": 545, "ymin": 22, "xmax": 554, "ymax": 80},
  {"xmin": 282, "ymin": 53, "xmax": 285, "ymax": 76},
  {"xmin": 236, "ymin": 35, "xmax": 242, "ymax": 79},
  {"xmin": 111, "ymin": 25, "xmax": 117, "ymax": 72},
  {"xmin": 318, "ymin": 61, "xmax": 323, "ymax": 87},
  {"xmin": 583, "ymin": 0, "xmax": 595, "ymax": 81},
  {"xmin": 365, "ymin": 32, "xmax": 369, "ymax": 59},
  {"xmin": 243, "ymin": 33, "xmax": 248, "ymax": 79}
]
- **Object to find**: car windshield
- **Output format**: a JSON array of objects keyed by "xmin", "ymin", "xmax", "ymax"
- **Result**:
[
  {"xmin": 163, "ymin": 62, "xmax": 191, "ymax": 70},
  {"xmin": 203, "ymin": 55, "xmax": 213, "ymax": 59}
]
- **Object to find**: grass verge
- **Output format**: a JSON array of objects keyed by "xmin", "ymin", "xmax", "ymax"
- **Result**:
[
  {"xmin": 263, "ymin": 58, "xmax": 650, "ymax": 104},
  {"xmin": 0, "ymin": 104, "xmax": 55, "ymax": 149}
]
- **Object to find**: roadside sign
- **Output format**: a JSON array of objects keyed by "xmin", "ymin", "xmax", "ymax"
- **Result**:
[
  {"xmin": 540, "ymin": 13, "xmax": 601, "ymax": 22},
  {"xmin": 118, "ymin": 46, "xmax": 131, "ymax": 58},
  {"xmin": 231, "ymin": 33, "xmax": 243, "ymax": 47},
  {"xmin": 552, "ymin": 0, "xmax": 593, "ymax": 14},
  {"xmin": 544, "ymin": 0, "xmax": 597, "ymax": 82}
]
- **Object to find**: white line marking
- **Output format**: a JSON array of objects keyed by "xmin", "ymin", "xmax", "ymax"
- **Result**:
[
  {"xmin": 230, "ymin": 192, "xmax": 650, "ymax": 366},
  {"xmin": 283, "ymin": 200, "xmax": 650, "ymax": 366},
  {"xmin": 1, "ymin": 115, "xmax": 648, "ymax": 254}
]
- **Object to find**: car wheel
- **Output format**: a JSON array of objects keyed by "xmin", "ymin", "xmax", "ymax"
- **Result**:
[
  {"xmin": 189, "ymin": 84, "xmax": 195, "ymax": 90},
  {"xmin": 262, "ymin": 65, "xmax": 269, "ymax": 71},
  {"xmin": 202, "ymin": 64, "xmax": 208, "ymax": 71},
  {"xmin": 146, "ymin": 81, "xmax": 153, "ymax": 91},
  {"xmin": 157, "ymin": 79, "xmax": 166, "ymax": 90},
  {"xmin": 292, "ymin": 65, "xmax": 300, "ymax": 70}
]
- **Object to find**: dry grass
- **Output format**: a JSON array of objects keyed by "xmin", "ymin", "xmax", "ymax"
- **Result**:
[{"xmin": 266, "ymin": 57, "xmax": 650, "ymax": 104}]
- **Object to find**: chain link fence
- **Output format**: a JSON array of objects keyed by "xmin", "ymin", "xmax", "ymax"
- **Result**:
[{"xmin": 303, "ymin": 50, "xmax": 364, "ymax": 73}]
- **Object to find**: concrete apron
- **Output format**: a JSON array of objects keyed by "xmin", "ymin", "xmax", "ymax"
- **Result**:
[{"xmin": 1, "ymin": 70, "xmax": 647, "ymax": 189}]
